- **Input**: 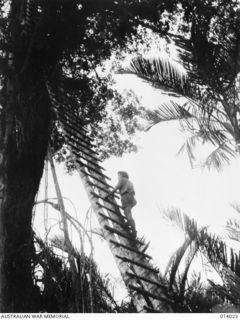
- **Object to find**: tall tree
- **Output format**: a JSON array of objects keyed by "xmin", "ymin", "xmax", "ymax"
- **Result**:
[{"xmin": 0, "ymin": 0, "xmax": 176, "ymax": 312}]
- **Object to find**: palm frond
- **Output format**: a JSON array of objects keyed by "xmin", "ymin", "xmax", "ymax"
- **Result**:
[
  {"xmin": 170, "ymin": 33, "xmax": 238, "ymax": 87},
  {"xmin": 177, "ymin": 135, "xmax": 199, "ymax": 168},
  {"xmin": 179, "ymin": 242, "xmax": 199, "ymax": 298},
  {"xmin": 143, "ymin": 91, "xmax": 234, "ymax": 169},
  {"xmin": 231, "ymin": 203, "xmax": 240, "ymax": 215},
  {"xmin": 209, "ymin": 267, "xmax": 240, "ymax": 307},
  {"xmin": 198, "ymin": 230, "xmax": 230, "ymax": 275},
  {"xmin": 163, "ymin": 208, "xmax": 200, "ymax": 240},
  {"xmin": 145, "ymin": 100, "xmax": 193, "ymax": 130},
  {"xmin": 163, "ymin": 208, "xmax": 240, "ymax": 309},
  {"xmin": 122, "ymin": 55, "xmax": 188, "ymax": 96},
  {"xmin": 208, "ymin": 279, "xmax": 235, "ymax": 305},
  {"xmin": 202, "ymin": 143, "xmax": 236, "ymax": 171},
  {"xmin": 197, "ymin": 125, "xmax": 229, "ymax": 146},
  {"xmin": 177, "ymin": 115, "xmax": 236, "ymax": 169},
  {"xmin": 34, "ymin": 236, "xmax": 119, "ymax": 312},
  {"xmin": 223, "ymin": 267, "xmax": 240, "ymax": 303},
  {"xmin": 168, "ymin": 34, "xmax": 194, "ymax": 73},
  {"xmin": 164, "ymin": 238, "xmax": 192, "ymax": 289},
  {"xmin": 122, "ymin": 48, "xmax": 239, "ymax": 171},
  {"xmin": 164, "ymin": 209, "xmax": 237, "ymax": 275},
  {"xmin": 164, "ymin": 209, "xmax": 237, "ymax": 277},
  {"xmin": 226, "ymin": 215, "xmax": 240, "ymax": 243}
]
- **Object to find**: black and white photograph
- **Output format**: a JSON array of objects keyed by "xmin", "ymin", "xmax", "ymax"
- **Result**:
[{"xmin": 0, "ymin": 0, "xmax": 240, "ymax": 316}]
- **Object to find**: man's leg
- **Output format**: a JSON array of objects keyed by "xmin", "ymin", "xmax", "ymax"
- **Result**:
[{"xmin": 124, "ymin": 206, "xmax": 136, "ymax": 234}]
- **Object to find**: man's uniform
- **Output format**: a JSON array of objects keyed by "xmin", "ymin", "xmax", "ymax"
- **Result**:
[
  {"xmin": 115, "ymin": 176, "xmax": 137, "ymax": 234},
  {"xmin": 117, "ymin": 177, "xmax": 137, "ymax": 209}
]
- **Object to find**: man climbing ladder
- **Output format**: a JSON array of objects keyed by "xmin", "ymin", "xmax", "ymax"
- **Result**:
[{"xmin": 105, "ymin": 171, "xmax": 137, "ymax": 237}]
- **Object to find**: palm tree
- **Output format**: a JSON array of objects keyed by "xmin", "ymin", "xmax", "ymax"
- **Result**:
[
  {"xmin": 163, "ymin": 208, "xmax": 240, "ymax": 311},
  {"xmin": 120, "ymin": 1, "xmax": 240, "ymax": 170},
  {"xmin": 123, "ymin": 52, "xmax": 237, "ymax": 169}
]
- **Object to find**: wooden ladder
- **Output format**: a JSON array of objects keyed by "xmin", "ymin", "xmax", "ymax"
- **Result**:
[{"xmin": 48, "ymin": 86, "xmax": 173, "ymax": 313}]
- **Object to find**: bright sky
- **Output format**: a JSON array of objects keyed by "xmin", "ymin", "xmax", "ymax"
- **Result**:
[{"xmin": 34, "ymin": 74, "xmax": 240, "ymax": 302}]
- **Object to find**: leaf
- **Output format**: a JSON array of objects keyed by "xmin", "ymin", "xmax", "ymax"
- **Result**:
[
  {"xmin": 121, "ymin": 54, "xmax": 188, "ymax": 96},
  {"xmin": 211, "ymin": 267, "xmax": 240, "ymax": 305},
  {"xmin": 226, "ymin": 216, "xmax": 240, "ymax": 243},
  {"xmin": 145, "ymin": 100, "xmax": 193, "ymax": 130},
  {"xmin": 179, "ymin": 242, "xmax": 199, "ymax": 298},
  {"xmin": 202, "ymin": 143, "xmax": 236, "ymax": 171},
  {"xmin": 177, "ymin": 135, "xmax": 199, "ymax": 168},
  {"xmin": 163, "ymin": 208, "xmax": 200, "ymax": 240},
  {"xmin": 164, "ymin": 238, "xmax": 192, "ymax": 290}
]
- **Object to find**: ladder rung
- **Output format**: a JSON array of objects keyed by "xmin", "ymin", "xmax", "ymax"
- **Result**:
[
  {"xmin": 53, "ymin": 104, "xmax": 82, "ymax": 125},
  {"xmin": 82, "ymin": 171, "xmax": 113, "ymax": 188},
  {"xmin": 64, "ymin": 126, "xmax": 93, "ymax": 146},
  {"xmin": 126, "ymin": 272, "xmax": 166, "ymax": 289},
  {"xmin": 67, "ymin": 134, "xmax": 96, "ymax": 153},
  {"xmin": 53, "ymin": 99, "xmax": 88, "ymax": 132},
  {"xmin": 56, "ymin": 110, "xmax": 92, "ymax": 140},
  {"xmin": 110, "ymin": 240, "xmax": 152, "ymax": 260},
  {"xmin": 78, "ymin": 163, "xmax": 110, "ymax": 180},
  {"xmin": 67, "ymin": 136, "xmax": 97, "ymax": 154},
  {"xmin": 66, "ymin": 134, "xmax": 99, "ymax": 155},
  {"xmin": 96, "ymin": 202, "xmax": 122, "ymax": 216},
  {"xmin": 91, "ymin": 192, "xmax": 122, "ymax": 208},
  {"xmin": 105, "ymin": 226, "xmax": 143, "ymax": 245},
  {"xmin": 63, "ymin": 111, "xmax": 88, "ymax": 133},
  {"xmin": 58, "ymin": 108, "xmax": 88, "ymax": 133},
  {"xmin": 89, "ymin": 182, "xmax": 120, "ymax": 199},
  {"xmin": 99, "ymin": 213, "xmax": 127, "ymax": 228},
  {"xmin": 116, "ymin": 255, "xmax": 159, "ymax": 274},
  {"xmin": 129, "ymin": 285, "xmax": 174, "ymax": 304},
  {"xmin": 57, "ymin": 112, "xmax": 93, "ymax": 141},
  {"xmin": 58, "ymin": 114, "xmax": 82, "ymax": 131},
  {"xmin": 72, "ymin": 150, "xmax": 105, "ymax": 171},
  {"xmin": 52, "ymin": 100, "xmax": 83, "ymax": 124},
  {"xmin": 64, "ymin": 126, "xmax": 96, "ymax": 149},
  {"xmin": 60, "ymin": 106, "xmax": 80, "ymax": 119},
  {"xmin": 68, "ymin": 142, "xmax": 101, "ymax": 163}
]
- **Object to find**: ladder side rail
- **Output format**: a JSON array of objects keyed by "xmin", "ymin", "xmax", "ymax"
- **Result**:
[
  {"xmin": 75, "ymin": 159, "xmax": 149, "ymax": 312},
  {"xmin": 47, "ymin": 86, "xmax": 173, "ymax": 312},
  {"xmin": 73, "ymin": 145, "xmax": 172, "ymax": 312},
  {"xmin": 52, "ymin": 107, "xmax": 150, "ymax": 311}
]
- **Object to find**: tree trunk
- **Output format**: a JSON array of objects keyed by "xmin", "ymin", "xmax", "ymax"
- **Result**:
[{"xmin": 0, "ymin": 75, "xmax": 51, "ymax": 312}]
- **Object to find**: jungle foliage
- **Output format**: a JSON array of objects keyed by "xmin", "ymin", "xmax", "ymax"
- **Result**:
[
  {"xmin": 124, "ymin": 0, "xmax": 240, "ymax": 170},
  {"xmin": 1, "ymin": 0, "xmax": 240, "ymax": 313}
]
